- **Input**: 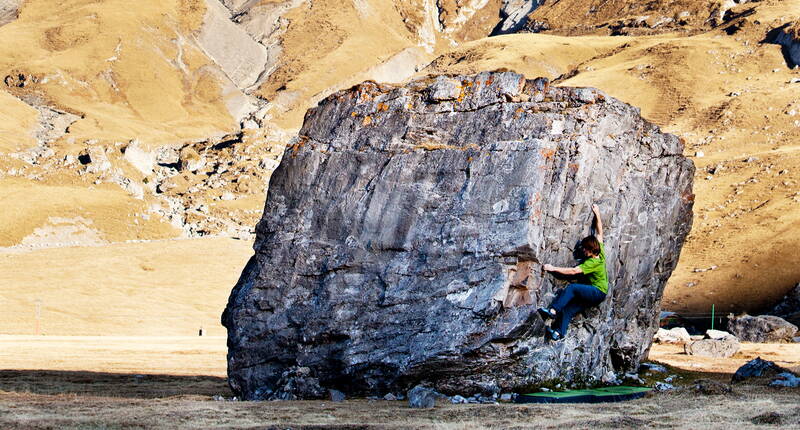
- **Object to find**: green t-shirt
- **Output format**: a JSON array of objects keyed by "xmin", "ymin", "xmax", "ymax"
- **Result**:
[{"xmin": 579, "ymin": 242, "xmax": 609, "ymax": 294}]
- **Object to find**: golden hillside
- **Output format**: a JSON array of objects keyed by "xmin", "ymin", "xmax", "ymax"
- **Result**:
[{"xmin": 1, "ymin": 0, "xmax": 799, "ymax": 335}]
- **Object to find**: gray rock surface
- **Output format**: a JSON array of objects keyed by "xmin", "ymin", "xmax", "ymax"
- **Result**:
[
  {"xmin": 407, "ymin": 385, "xmax": 440, "ymax": 409},
  {"xmin": 727, "ymin": 314, "xmax": 799, "ymax": 343},
  {"xmin": 733, "ymin": 357, "xmax": 794, "ymax": 383},
  {"xmin": 685, "ymin": 336, "xmax": 740, "ymax": 358},
  {"xmin": 198, "ymin": 0, "xmax": 271, "ymax": 90},
  {"xmin": 769, "ymin": 283, "xmax": 800, "ymax": 326},
  {"xmin": 769, "ymin": 373, "xmax": 800, "ymax": 387},
  {"xmin": 329, "ymin": 388, "xmax": 346, "ymax": 402},
  {"xmin": 222, "ymin": 71, "xmax": 695, "ymax": 400},
  {"xmin": 492, "ymin": 0, "xmax": 544, "ymax": 35},
  {"xmin": 0, "ymin": 0, "xmax": 20, "ymax": 27}
]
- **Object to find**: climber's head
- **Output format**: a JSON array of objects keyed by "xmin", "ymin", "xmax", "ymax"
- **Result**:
[{"xmin": 581, "ymin": 235, "xmax": 601, "ymax": 258}]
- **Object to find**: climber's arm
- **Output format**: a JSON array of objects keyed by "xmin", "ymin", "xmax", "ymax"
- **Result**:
[
  {"xmin": 592, "ymin": 204, "xmax": 604, "ymax": 243},
  {"xmin": 543, "ymin": 264, "xmax": 583, "ymax": 276}
]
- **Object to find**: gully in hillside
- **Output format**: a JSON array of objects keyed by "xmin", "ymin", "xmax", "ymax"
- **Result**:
[{"xmin": 538, "ymin": 204, "xmax": 609, "ymax": 341}]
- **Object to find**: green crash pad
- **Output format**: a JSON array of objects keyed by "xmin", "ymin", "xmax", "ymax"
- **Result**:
[{"xmin": 515, "ymin": 386, "xmax": 652, "ymax": 404}]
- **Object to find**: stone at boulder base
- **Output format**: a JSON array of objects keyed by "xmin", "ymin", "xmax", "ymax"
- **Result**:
[
  {"xmin": 732, "ymin": 357, "xmax": 794, "ymax": 383},
  {"xmin": 654, "ymin": 327, "xmax": 691, "ymax": 344},
  {"xmin": 407, "ymin": 386, "xmax": 440, "ymax": 409},
  {"xmin": 222, "ymin": 71, "xmax": 695, "ymax": 400},
  {"xmin": 685, "ymin": 336, "xmax": 739, "ymax": 358},
  {"xmin": 769, "ymin": 373, "xmax": 800, "ymax": 388},
  {"xmin": 727, "ymin": 314, "xmax": 799, "ymax": 343},
  {"xmin": 329, "ymin": 389, "xmax": 346, "ymax": 402},
  {"xmin": 705, "ymin": 329, "xmax": 735, "ymax": 340}
]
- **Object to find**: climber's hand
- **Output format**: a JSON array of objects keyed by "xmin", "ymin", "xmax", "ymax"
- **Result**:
[{"xmin": 543, "ymin": 264, "xmax": 555, "ymax": 272}]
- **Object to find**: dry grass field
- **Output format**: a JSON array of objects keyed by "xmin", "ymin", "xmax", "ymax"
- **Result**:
[
  {"xmin": 1, "ymin": 338, "xmax": 798, "ymax": 429},
  {"xmin": 0, "ymin": 237, "xmax": 252, "ymax": 337},
  {"xmin": 3, "ymin": 0, "xmax": 800, "ymax": 428}
]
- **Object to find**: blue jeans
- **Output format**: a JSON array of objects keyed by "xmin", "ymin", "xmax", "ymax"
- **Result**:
[{"xmin": 550, "ymin": 283, "xmax": 606, "ymax": 336}]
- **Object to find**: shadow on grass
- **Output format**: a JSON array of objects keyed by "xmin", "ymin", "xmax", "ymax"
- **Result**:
[{"xmin": 0, "ymin": 370, "xmax": 231, "ymax": 399}]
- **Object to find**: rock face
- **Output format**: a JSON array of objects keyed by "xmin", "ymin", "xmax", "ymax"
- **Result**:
[
  {"xmin": 727, "ymin": 314, "xmax": 799, "ymax": 343},
  {"xmin": 491, "ymin": 0, "xmax": 543, "ymax": 35},
  {"xmin": 222, "ymin": 71, "xmax": 695, "ymax": 400}
]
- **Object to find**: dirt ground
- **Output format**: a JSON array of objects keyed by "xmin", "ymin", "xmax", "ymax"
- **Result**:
[{"xmin": 1, "ymin": 337, "xmax": 798, "ymax": 429}]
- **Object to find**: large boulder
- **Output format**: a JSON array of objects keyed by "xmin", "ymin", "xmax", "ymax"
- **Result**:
[
  {"xmin": 222, "ymin": 71, "xmax": 695, "ymax": 400},
  {"xmin": 727, "ymin": 314, "xmax": 799, "ymax": 343}
]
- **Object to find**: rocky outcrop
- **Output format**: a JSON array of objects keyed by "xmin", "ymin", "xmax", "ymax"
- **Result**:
[
  {"xmin": 0, "ymin": 0, "xmax": 20, "ymax": 27},
  {"xmin": 727, "ymin": 314, "xmax": 799, "ymax": 343},
  {"xmin": 222, "ymin": 71, "xmax": 695, "ymax": 400},
  {"xmin": 491, "ymin": 0, "xmax": 543, "ymax": 35},
  {"xmin": 769, "ymin": 283, "xmax": 800, "ymax": 326}
]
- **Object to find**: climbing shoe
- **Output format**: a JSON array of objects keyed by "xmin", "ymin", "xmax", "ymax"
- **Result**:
[
  {"xmin": 545, "ymin": 327, "xmax": 562, "ymax": 341},
  {"xmin": 538, "ymin": 307, "xmax": 556, "ymax": 320}
]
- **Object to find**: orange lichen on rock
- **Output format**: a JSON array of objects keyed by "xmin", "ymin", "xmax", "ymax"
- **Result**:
[{"xmin": 540, "ymin": 148, "xmax": 556, "ymax": 160}]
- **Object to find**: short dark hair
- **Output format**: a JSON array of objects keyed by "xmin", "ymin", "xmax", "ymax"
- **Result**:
[{"xmin": 581, "ymin": 235, "xmax": 601, "ymax": 256}]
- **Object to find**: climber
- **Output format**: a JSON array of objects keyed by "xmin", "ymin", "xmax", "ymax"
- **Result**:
[{"xmin": 537, "ymin": 204, "xmax": 608, "ymax": 341}]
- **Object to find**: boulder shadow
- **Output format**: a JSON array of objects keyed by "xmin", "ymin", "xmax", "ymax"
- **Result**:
[{"xmin": 0, "ymin": 370, "xmax": 230, "ymax": 399}]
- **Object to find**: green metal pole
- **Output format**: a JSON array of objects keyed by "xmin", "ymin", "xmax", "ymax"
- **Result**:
[{"xmin": 711, "ymin": 304, "xmax": 715, "ymax": 331}]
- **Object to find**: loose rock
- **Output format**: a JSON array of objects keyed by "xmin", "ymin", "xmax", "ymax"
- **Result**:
[
  {"xmin": 641, "ymin": 363, "xmax": 667, "ymax": 373},
  {"xmin": 769, "ymin": 373, "xmax": 800, "ymax": 388},
  {"xmin": 329, "ymin": 389, "xmax": 346, "ymax": 402},
  {"xmin": 727, "ymin": 314, "xmax": 799, "ymax": 343},
  {"xmin": 685, "ymin": 336, "xmax": 739, "ymax": 358},
  {"xmin": 408, "ymin": 386, "xmax": 439, "ymax": 409},
  {"xmin": 732, "ymin": 357, "xmax": 791, "ymax": 382},
  {"xmin": 450, "ymin": 395, "xmax": 467, "ymax": 404},
  {"xmin": 705, "ymin": 329, "xmax": 734, "ymax": 340},
  {"xmin": 654, "ymin": 382, "xmax": 674, "ymax": 391}
]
